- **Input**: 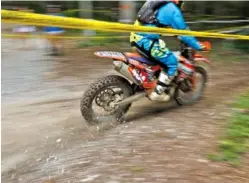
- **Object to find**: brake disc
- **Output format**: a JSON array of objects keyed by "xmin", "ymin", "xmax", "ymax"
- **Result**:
[{"xmin": 95, "ymin": 88, "xmax": 116, "ymax": 107}]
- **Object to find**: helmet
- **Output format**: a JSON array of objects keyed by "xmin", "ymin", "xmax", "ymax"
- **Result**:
[{"xmin": 172, "ymin": 0, "xmax": 184, "ymax": 10}]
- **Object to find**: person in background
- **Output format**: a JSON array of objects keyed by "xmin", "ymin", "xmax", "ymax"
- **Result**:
[
  {"xmin": 12, "ymin": 7, "xmax": 36, "ymax": 49},
  {"xmin": 44, "ymin": 4, "xmax": 65, "ymax": 56}
]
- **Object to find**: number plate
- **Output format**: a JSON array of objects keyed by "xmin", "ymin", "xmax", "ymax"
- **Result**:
[{"xmin": 95, "ymin": 51, "xmax": 124, "ymax": 57}]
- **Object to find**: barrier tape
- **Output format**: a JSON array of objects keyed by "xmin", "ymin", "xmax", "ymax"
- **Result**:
[
  {"xmin": 1, "ymin": 33, "xmax": 129, "ymax": 39},
  {"xmin": 2, "ymin": 26, "xmax": 249, "ymax": 39},
  {"xmin": 2, "ymin": 10, "xmax": 249, "ymax": 40},
  {"xmin": 3, "ymin": 25, "xmax": 249, "ymax": 40}
]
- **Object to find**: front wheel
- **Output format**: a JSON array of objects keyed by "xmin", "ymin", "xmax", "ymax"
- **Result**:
[
  {"xmin": 80, "ymin": 75, "xmax": 133, "ymax": 124},
  {"xmin": 174, "ymin": 66, "xmax": 208, "ymax": 105}
]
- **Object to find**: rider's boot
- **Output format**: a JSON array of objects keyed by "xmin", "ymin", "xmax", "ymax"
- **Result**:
[{"xmin": 149, "ymin": 70, "xmax": 174, "ymax": 102}]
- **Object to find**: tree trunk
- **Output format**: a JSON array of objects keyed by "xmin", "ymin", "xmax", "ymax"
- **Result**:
[
  {"xmin": 119, "ymin": 1, "xmax": 136, "ymax": 23},
  {"xmin": 79, "ymin": 1, "xmax": 96, "ymax": 36}
]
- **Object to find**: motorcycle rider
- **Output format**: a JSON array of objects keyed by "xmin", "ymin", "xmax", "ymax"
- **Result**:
[{"xmin": 130, "ymin": 0, "xmax": 210, "ymax": 101}]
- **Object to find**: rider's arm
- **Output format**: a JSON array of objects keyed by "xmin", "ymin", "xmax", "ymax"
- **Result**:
[
  {"xmin": 171, "ymin": 10, "xmax": 203, "ymax": 50},
  {"xmin": 157, "ymin": 3, "xmax": 202, "ymax": 50}
]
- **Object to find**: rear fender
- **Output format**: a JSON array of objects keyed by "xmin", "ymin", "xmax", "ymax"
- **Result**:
[{"xmin": 94, "ymin": 51, "xmax": 127, "ymax": 62}]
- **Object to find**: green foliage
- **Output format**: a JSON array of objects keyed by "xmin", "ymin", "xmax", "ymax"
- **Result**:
[
  {"xmin": 232, "ymin": 90, "xmax": 249, "ymax": 109},
  {"xmin": 30, "ymin": 3, "xmax": 46, "ymax": 14},
  {"xmin": 231, "ymin": 29, "xmax": 249, "ymax": 53},
  {"xmin": 63, "ymin": 10, "xmax": 79, "ymax": 18},
  {"xmin": 210, "ymin": 89, "xmax": 249, "ymax": 165}
]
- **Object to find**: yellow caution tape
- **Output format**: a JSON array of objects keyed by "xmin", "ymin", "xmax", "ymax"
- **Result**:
[
  {"xmin": 1, "ymin": 33, "xmax": 129, "ymax": 39},
  {"xmin": 2, "ymin": 10, "xmax": 249, "ymax": 40},
  {"xmin": 3, "ymin": 25, "xmax": 248, "ymax": 40}
]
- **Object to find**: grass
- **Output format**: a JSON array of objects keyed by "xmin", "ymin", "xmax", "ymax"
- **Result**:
[
  {"xmin": 232, "ymin": 91, "xmax": 249, "ymax": 109},
  {"xmin": 209, "ymin": 90, "xmax": 249, "ymax": 165},
  {"xmin": 130, "ymin": 166, "xmax": 145, "ymax": 173}
]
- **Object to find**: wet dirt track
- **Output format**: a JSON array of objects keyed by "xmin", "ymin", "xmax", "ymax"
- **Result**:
[{"xmin": 2, "ymin": 38, "xmax": 249, "ymax": 183}]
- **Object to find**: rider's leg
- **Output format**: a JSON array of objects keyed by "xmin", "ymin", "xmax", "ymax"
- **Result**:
[
  {"xmin": 149, "ymin": 40, "xmax": 178, "ymax": 101},
  {"xmin": 135, "ymin": 38, "xmax": 178, "ymax": 101}
]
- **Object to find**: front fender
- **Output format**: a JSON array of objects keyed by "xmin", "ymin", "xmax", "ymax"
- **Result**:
[{"xmin": 194, "ymin": 54, "xmax": 211, "ymax": 65}]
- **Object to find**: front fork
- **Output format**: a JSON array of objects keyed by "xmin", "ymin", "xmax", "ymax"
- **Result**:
[{"xmin": 174, "ymin": 66, "xmax": 197, "ymax": 93}]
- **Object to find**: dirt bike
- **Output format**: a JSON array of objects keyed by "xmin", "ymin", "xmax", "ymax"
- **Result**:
[{"xmin": 80, "ymin": 42, "xmax": 211, "ymax": 124}]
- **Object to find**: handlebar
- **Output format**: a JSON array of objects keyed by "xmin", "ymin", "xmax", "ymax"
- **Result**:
[{"xmin": 180, "ymin": 41, "xmax": 211, "ymax": 61}]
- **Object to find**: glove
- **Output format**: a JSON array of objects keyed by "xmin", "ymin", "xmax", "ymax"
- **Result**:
[{"xmin": 199, "ymin": 41, "xmax": 211, "ymax": 51}]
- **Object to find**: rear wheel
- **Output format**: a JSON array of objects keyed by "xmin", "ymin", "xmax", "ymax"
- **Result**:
[
  {"xmin": 174, "ymin": 66, "xmax": 208, "ymax": 105},
  {"xmin": 80, "ymin": 75, "xmax": 133, "ymax": 124}
]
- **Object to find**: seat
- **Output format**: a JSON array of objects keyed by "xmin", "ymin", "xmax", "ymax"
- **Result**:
[
  {"xmin": 124, "ymin": 46, "xmax": 161, "ymax": 65},
  {"xmin": 136, "ymin": 47, "xmax": 151, "ymax": 60},
  {"xmin": 134, "ymin": 47, "xmax": 166, "ymax": 67},
  {"xmin": 126, "ymin": 42, "xmax": 167, "ymax": 68},
  {"xmin": 124, "ymin": 52, "xmax": 156, "ymax": 65}
]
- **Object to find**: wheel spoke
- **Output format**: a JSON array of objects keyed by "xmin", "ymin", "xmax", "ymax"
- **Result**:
[
  {"xmin": 92, "ymin": 86, "xmax": 125, "ymax": 118},
  {"xmin": 80, "ymin": 75, "xmax": 132, "ymax": 124}
]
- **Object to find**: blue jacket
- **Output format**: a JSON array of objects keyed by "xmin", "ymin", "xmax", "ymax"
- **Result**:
[{"xmin": 137, "ymin": 2, "xmax": 202, "ymax": 50}]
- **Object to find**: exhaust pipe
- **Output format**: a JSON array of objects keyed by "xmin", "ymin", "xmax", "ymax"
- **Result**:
[
  {"xmin": 113, "ymin": 61, "xmax": 139, "ymax": 85},
  {"xmin": 113, "ymin": 61, "xmax": 146, "ymax": 106}
]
